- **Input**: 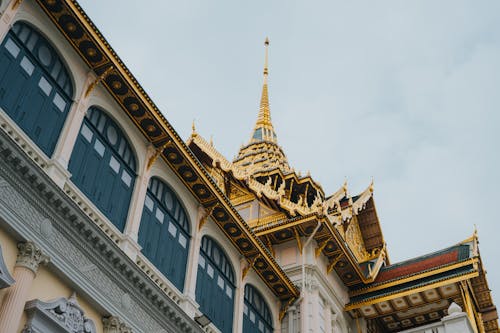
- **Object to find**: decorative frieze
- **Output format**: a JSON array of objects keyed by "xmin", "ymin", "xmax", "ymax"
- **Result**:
[{"xmin": 0, "ymin": 122, "xmax": 202, "ymax": 332}]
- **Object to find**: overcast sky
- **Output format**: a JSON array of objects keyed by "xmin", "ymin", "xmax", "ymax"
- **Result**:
[{"xmin": 78, "ymin": 1, "xmax": 500, "ymax": 306}]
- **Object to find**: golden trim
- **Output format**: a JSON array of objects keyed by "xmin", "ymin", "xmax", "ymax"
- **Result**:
[
  {"xmin": 12, "ymin": 0, "xmax": 23, "ymax": 10},
  {"xmin": 198, "ymin": 205, "xmax": 216, "ymax": 231},
  {"xmin": 355, "ymin": 315, "xmax": 362, "ymax": 333},
  {"xmin": 327, "ymin": 252, "xmax": 343, "ymax": 274},
  {"xmin": 242, "ymin": 255, "xmax": 260, "ymax": 280},
  {"xmin": 323, "ymin": 217, "xmax": 369, "ymax": 282},
  {"xmin": 36, "ymin": 0, "xmax": 298, "ymax": 300},
  {"xmin": 293, "ymin": 228, "xmax": 303, "ymax": 254},
  {"xmin": 345, "ymin": 271, "xmax": 479, "ymax": 311},
  {"xmin": 315, "ymin": 239, "xmax": 329, "ymax": 258},
  {"xmin": 279, "ymin": 297, "xmax": 296, "ymax": 321},
  {"xmin": 254, "ymin": 214, "xmax": 317, "ymax": 236},
  {"xmin": 349, "ymin": 258, "xmax": 478, "ymax": 297},
  {"xmin": 266, "ymin": 235, "xmax": 275, "ymax": 257},
  {"xmin": 230, "ymin": 193, "xmax": 255, "ymax": 206},
  {"xmin": 248, "ymin": 212, "xmax": 287, "ymax": 228},
  {"xmin": 460, "ymin": 281, "xmax": 480, "ymax": 333},
  {"xmin": 146, "ymin": 139, "xmax": 171, "ymax": 171},
  {"xmin": 85, "ymin": 65, "xmax": 114, "ymax": 98}
]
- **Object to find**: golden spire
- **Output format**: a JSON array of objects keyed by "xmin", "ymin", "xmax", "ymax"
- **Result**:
[
  {"xmin": 191, "ymin": 119, "xmax": 197, "ymax": 136},
  {"xmin": 233, "ymin": 37, "xmax": 290, "ymax": 174},
  {"xmin": 251, "ymin": 37, "xmax": 277, "ymax": 144}
]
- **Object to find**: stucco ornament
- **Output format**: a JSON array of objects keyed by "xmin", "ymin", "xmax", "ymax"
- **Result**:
[
  {"xmin": 16, "ymin": 241, "xmax": 49, "ymax": 274},
  {"xmin": 103, "ymin": 316, "xmax": 133, "ymax": 333},
  {"xmin": 22, "ymin": 293, "xmax": 96, "ymax": 333}
]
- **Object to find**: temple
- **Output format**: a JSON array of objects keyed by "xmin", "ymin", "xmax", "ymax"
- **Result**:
[{"xmin": 0, "ymin": 0, "xmax": 496, "ymax": 332}]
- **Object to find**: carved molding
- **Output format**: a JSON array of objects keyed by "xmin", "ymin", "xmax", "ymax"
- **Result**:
[
  {"xmin": 103, "ymin": 316, "xmax": 133, "ymax": 333},
  {"xmin": 0, "ymin": 116, "xmax": 203, "ymax": 332},
  {"xmin": 16, "ymin": 241, "xmax": 49, "ymax": 274},
  {"xmin": 22, "ymin": 294, "xmax": 96, "ymax": 333}
]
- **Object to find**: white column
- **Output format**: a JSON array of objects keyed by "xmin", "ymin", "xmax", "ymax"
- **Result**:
[
  {"xmin": 47, "ymin": 73, "xmax": 94, "ymax": 188},
  {"xmin": 233, "ymin": 257, "xmax": 246, "ymax": 333},
  {"xmin": 274, "ymin": 299, "xmax": 282, "ymax": 333},
  {"xmin": 300, "ymin": 291, "xmax": 309, "ymax": 333},
  {"xmin": 287, "ymin": 305, "xmax": 296, "ymax": 333},
  {"xmin": 0, "ymin": 241, "xmax": 48, "ymax": 333},
  {"xmin": 119, "ymin": 146, "xmax": 156, "ymax": 260},
  {"xmin": 310, "ymin": 287, "xmax": 320, "ymax": 333},
  {"xmin": 325, "ymin": 304, "xmax": 333, "ymax": 333},
  {"xmin": 331, "ymin": 313, "xmax": 338, "ymax": 333},
  {"xmin": 0, "ymin": 0, "xmax": 22, "ymax": 42},
  {"xmin": 180, "ymin": 205, "xmax": 205, "ymax": 317}
]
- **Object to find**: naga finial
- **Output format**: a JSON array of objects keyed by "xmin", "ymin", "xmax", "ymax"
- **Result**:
[{"xmin": 191, "ymin": 119, "xmax": 197, "ymax": 136}]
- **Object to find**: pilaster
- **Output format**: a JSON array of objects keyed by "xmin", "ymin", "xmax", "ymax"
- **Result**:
[
  {"xmin": 0, "ymin": 241, "xmax": 48, "ymax": 333},
  {"xmin": 0, "ymin": 0, "xmax": 22, "ymax": 42},
  {"xmin": 324, "ymin": 301, "xmax": 332, "ymax": 333},
  {"xmin": 183, "ymin": 205, "xmax": 205, "ymax": 302},
  {"xmin": 286, "ymin": 305, "xmax": 296, "ymax": 333},
  {"xmin": 233, "ymin": 257, "xmax": 247, "ymax": 333},
  {"xmin": 47, "ymin": 72, "xmax": 94, "ymax": 188},
  {"xmin": 122, "ymin": 145, "xmax": 154, "ymax": 239}
]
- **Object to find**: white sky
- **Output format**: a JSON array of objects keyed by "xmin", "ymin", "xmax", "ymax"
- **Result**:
[{"xmin": 78, "ymin": 1, "xmax": 500, "ymax": 306}]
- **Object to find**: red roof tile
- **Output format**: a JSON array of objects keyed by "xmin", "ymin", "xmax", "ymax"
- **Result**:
[{"xmin": 374, "ymin": 249, "xmax": 459, "ymax": 283}]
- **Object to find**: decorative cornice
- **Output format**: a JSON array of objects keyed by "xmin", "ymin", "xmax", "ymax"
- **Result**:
[
  {"xmin": 192, "ymin": 133, "xmax": 387, "ymax": 286},
  {"xmin": 0, "ymin": 127, "xmax": 203, "ymax": 332},
  {"xmin": 32, "ymin": 0, "xmax": 298, "ymax": 301},
  {"xmin": 16, "ymin": 241, "xmax": 49, "ymax": 274},
  {"xmin": 190, "ymin": 133, "xmax": 323, "ymax": 217},
  {"xmin": 346, "ymin": 269, "xmax": 479, "ymax": 312}
]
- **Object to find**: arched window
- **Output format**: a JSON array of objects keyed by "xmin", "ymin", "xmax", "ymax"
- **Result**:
[
  {"xmin": 68, "ymin": 107, "xmax": 136, "ymax": 231},
  {"xmin": 0, "ymin": 22, "xmax": 73, "ymax": 156},
  {"xmin": 138, "ymin": 177, "xmax": 190, "ymax": 291},
  {"xmin": 196, "ymin": 236, "xmax": 235, "ymax": 333},
  {"xmin": 243, "ymin": 284, "xmax": 273, "ymax": 333}
]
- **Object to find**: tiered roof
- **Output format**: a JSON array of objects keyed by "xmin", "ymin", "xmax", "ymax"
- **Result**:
[
  {"xmin": 188, "ymin": 39, "xmax": 388, "ymax": 287},
  {"xmin": 347, "ymin": 234, "xmax": 498, "ymax": 332},
  {"xmin": 35, "ymin": 0, "xmax": 299, "ymax": 313},
  {"xmin": 188, "ymin": 38, "xmax": 498, "ymax": 332}
]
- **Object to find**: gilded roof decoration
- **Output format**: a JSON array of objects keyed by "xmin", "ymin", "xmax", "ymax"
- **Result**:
[
  {"xmin": 249, "ymin": 37, "xmax": 277, "ymax": 144},
  {"xmin": 12, "ymin": 2, "xmax": 499, "ymax": 332},
  {"xmin": 189, "ymin": 132, "xmax": 388, "ymax": 286},
  {"xmin": 189, "ymin": 133, "xmax": 324, "ymax": 217},
  {"xmin": 36, "ymin": 0, "xmax": 299, "ymax": 303},
  {"xmin": 346, "ymin": 235, "xmax": 498, "ymax": 333}
]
